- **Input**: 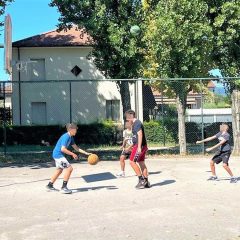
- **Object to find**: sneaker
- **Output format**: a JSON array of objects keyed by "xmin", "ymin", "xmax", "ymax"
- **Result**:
[
  {"xmin": 230, "ymin": 177, "xmax": 238, "ymax": 183},
  {"xmin": 60, "ymin": 187, "xmax": 72, "ymax": 194},
  {"xmin": 46, "ymin": 184, "xmax": 57, "ymax": 191},
  {"xmin": 135, "ymin": 179, "xmax": 145, "ymax": 189},
  {"xmin": 143, "ymin": 179, "xmax": 151, "ymax": 188},
  {"xmin": 116, "ymin": 172, "xmax": 125, "ymax": 178},
  {"xmin": 207, "ymin": 176, "xmax": 218, "ymax": 181}
]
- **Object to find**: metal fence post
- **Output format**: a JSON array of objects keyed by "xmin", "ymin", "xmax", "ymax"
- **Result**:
[
  {"xmin": 200, "ymin": 79, "xmax": 204, "ymax": 154},
  {"xmin": 3, "ymin": 82, "xmax": 7, "ymax": 156},
  {"xmin": 161, "ymin": 82, "xmax": 166, "ymax": 146},
  {"xmin": 69, "ymin": 81, "xmax": 72, "ymax": 123}
]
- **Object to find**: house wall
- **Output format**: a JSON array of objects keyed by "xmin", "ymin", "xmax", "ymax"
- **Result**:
[{"xmin": 12, "ymin": 47, "xmax": 137, "ymax": 125}]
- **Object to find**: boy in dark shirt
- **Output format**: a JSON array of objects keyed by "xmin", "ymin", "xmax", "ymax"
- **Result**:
[
  {"xmin": 125, "ymin": 110, "xmax": 150, "ymax": 189},
  {"xmin": 196, "ymin": 123, "xmax": 237, "ymax": 183}
]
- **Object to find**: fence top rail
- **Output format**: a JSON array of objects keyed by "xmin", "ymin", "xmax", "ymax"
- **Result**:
[{"xmin": 0, "ymin": 77, "xmax": 240, "ymax": 84}]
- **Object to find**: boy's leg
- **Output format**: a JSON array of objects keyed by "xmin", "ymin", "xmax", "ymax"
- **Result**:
[
  {"xmin": 60, "ymin": 165, "xmax": 73, "ymax": 194},
  {"xmin": 223, "ymin": 163, "xmax": 233, "ymax": 177},
  {"xmin": 130, "ymin": 160, "xmax": 142, "ymax": 177},
  {"xmin": 210, "ymin": 160, "xmax": 216, "ymax": 176},
  {"xmin": 63, "ymin": 165, "xmax": 73, "ymax": 183},
  {"xmin": 50, "ymin": 168, "xmax": 63, "ymax": 184},
  {"xmin": 120, "ymin": 155, "xmax": 126, "ymax": 172},
  {"xmin": 138, "ymin": 145, "xmax": 148, "ymax": 178},
  {"xmin": 54, "ymin": 157, "xmax": 73, "ymax": 194},
  {"xmin": 222, "ymin": 153, "xmax": 237, "ymax": 183},
  {"xmin": 138, "ymin": 161, "xmax": 148, "ymax": 178},
  {"xmin": 117, "ymin": 154, "xmax": 126, "ymax": 177},
  {"xmin": 46, "ymin": 159, "xmax": 64, "ymax": 191}
]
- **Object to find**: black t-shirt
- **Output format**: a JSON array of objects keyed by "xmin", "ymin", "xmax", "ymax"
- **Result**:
[{"xmin": 132, "ymin": 120, "xmax": 147, "ymax": 146}]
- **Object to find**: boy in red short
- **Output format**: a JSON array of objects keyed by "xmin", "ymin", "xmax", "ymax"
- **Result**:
[{"xmin": 125, "ymin": 110, "xmax": 150, "ymax": 189}]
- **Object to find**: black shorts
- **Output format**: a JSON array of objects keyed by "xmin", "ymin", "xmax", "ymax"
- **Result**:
[
  {"xmin": 212, "ymin": 151, "xmax": 231, "ymax": 165},
  {"xmin": 121, "ymin": 150, "xmax": 131, "ymax": 159}
]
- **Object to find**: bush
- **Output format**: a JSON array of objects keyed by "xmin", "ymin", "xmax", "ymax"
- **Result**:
[
  {"xmin": 0, "ymin": 121, "xmax": 121, "ymax": 146},
  {"xmin": 144, "ymin": 120, "xmax": 201, "ymax": 144},
  {"xmin": 144, "ymin": 120, "xmax": 176, "ymax": 144}
]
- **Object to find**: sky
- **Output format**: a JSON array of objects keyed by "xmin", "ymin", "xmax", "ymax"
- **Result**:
[{"xmin": 0, "ymin": 0, "xmax": 60, "ymax": 80}]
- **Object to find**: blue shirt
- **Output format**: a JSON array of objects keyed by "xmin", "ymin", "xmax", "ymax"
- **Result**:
[{"xmin": 52, "ymin": 132, "xmax": 75, "ymax": 159}]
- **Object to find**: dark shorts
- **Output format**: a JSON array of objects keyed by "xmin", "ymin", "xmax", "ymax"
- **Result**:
[
  {"xmin": 212, "ymin": 151, "xmax": 231, "ymax": 165},
  {"xmin": 121, "ymin": 150, "xmax": 131, "ymax": 159},
  {"xmin": 130, "ymin": 145, "xmax": 148, "ymax": 162}
]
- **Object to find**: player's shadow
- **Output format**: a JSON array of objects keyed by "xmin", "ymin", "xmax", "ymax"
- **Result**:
[
  {"xmin": 82, "ymin": 172, "xmax": 117, "ymax": 183},
  {"xmin": 72, "ymin": 185, "xmax": 118, "ymax": 193},
  {"xmin": 151, "ymin": 179, "xmax": 176, "ymax": 187},
  {"xmin": 149, "ymin": 171, "xmax": 161, "ymax": 175}
]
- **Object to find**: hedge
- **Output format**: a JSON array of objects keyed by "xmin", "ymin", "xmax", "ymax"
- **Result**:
[
  {"xmin": 0, "ymin": 122, "xmax": 121, "ymax": 146},
  {"xmin": 0, "ymin": 121, "xmax": 231, "ymax": 146}
]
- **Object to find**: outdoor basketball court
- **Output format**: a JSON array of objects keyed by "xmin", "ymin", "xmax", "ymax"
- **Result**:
[{"xmin": 1, "ymin": 157, "xmax": 240, "ymax": 240}]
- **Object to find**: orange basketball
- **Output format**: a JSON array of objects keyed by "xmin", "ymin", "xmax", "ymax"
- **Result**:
[{"xmin": 87, "ymin": 154, "xmax": 99, "ymax": 165}]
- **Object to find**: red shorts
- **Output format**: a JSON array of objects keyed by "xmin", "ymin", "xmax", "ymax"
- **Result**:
[{"xmin": 130, "ymin": 145, "xmax": 148, "ymax": 162}]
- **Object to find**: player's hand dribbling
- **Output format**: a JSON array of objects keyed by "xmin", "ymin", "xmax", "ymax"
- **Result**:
[{"xmin": 72, "ymin": 153, "xmax": 78, "ymax": 160}]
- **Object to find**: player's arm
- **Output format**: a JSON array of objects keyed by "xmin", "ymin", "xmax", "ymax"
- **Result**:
[
  {"xmin": 137, "ymin": 129, "xmax": 143, "ymax": 153},
  {"xmin": 206, "ymin": 139, "xmax": 226, "ymax": 152},
  {"xmin": 121, "ymin": 138, "xmax": 127, "ymax": 149},
  {"xmin": 196, "ymin": 135, "xmax": 216, "ymax": 144},
  {"xmin": 72, "ymin": 144, "xmax": 91, "ymax": 156},
  {"xmin": 61, "ymin": 146, "xmax": 78, "ymax": 159},
  {"xmin": 125, "ymin": 143, "xmax": 134, "ymax": 152}
]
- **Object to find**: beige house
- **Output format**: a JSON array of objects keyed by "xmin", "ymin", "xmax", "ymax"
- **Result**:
[{"xmin": 12, "ymin": 28, "xmax": 141, "ymax": 125}]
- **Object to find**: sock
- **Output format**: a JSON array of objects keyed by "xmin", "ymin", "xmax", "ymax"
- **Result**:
[
  {"xmin": 138, "ymin": 176, "xmax": 144, "ymax": 181},
  {"xmin": 48, "ymin": 182, "xmax": 53, "ymax": 187},
  {"xmin": 144, "ymin": 177, "xmax": 148, "ymax": 181},
  {"xmin": 62, "ymin": 181, "xmax": 68, "ymax": 188}
]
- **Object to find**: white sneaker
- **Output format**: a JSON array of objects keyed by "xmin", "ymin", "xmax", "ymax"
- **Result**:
[
  {"xmin": 116, "ymin": 172, "xmax": 125, "ymax": 178},
  {"xmin": 60, "ymin": 187, "xmax": 72, "ymax": 194}
]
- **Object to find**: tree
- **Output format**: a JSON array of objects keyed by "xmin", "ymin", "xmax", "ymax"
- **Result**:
[
  {"xmin": 0, "ymin": 0, "xmax": 14, "ymax": 28},
  {"xmin": 50, "ymin": 0, "xmax": 159, "ymax": 115},
  {"xmin": 142, "ymin": 0, "xmax": 213, "ymax": 154},
  {"xmin": 206, "ymin": 0, "xmax": 240, "ymax": 154},
  {"xmin": 0, "ymin": 0, "xmax": 14, "ymax": 27}
]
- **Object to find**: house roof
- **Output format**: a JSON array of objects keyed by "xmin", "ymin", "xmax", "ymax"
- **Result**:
[{"xmin": 13, "ymin": 27, "xmax": 92, "ymax": 48}]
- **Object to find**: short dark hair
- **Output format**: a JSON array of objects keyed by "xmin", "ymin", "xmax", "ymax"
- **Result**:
[
  {"xmin": 125, "ymin": 109, "xmax": 135, "ymax": 117},
  {"xmin": 66, "ymin": 123, "xmax": 78, "ymax": 130}
]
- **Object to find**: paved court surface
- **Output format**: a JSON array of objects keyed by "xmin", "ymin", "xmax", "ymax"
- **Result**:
[{"xmin": 0, "ymin": 156, "xmax": 240, "ymax": 240}]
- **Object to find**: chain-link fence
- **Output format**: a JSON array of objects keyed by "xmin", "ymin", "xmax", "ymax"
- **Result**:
[{"xmin": 0, "ymin": 78, "xmax": 240, "ymax": 161}]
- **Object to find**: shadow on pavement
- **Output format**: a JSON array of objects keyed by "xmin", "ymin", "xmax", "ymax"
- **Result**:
[
  {"xmin": 151, "ymin": 179, "xmax": 176, "ymax": 187},
  {"xmin": 82, "ymin": 172, "xmax": 117, "ymax": 183},
  {"xmin": 149, "ymin": 171, "xmax": 162, "ymax": 175},
  {"xmin": 72, "ymin": 185, "xmax": 118, "ymax": 193}
]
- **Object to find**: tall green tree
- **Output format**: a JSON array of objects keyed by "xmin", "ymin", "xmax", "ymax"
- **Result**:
[
  {"xmin": 205, "ymin": 0, "xmax": 240, "ymax": 154},
  {"xmin": 142, "ymin": 0, "xmax": 213, "ymax": 154},
  {"xmin": 50, "ymin": 0, "xmax": 158, "ymax": 114},
  {"xmin": 0, "ymin": 0, "xmax": 14, "ymax": 28}
]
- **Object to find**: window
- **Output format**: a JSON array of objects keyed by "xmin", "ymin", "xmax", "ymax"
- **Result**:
[
  {"xmin": 31, "ymin": 102, "xmax": 47, "ymax": 125},
  {"xmin": 106, "ymin": 100, "xmax": 120, "ymax": 121},
  {"xmin": 71, "ymin": 65, "xmax": 82, "ymax": 77},
  {"xmin": 30, "ymin": 59, "xmax": 45, "ymax": 81}
]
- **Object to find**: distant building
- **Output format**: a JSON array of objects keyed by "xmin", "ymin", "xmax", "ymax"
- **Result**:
[{"xmin": 186, "ymin": 108, "xmax": 232, "ymax": 123}]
